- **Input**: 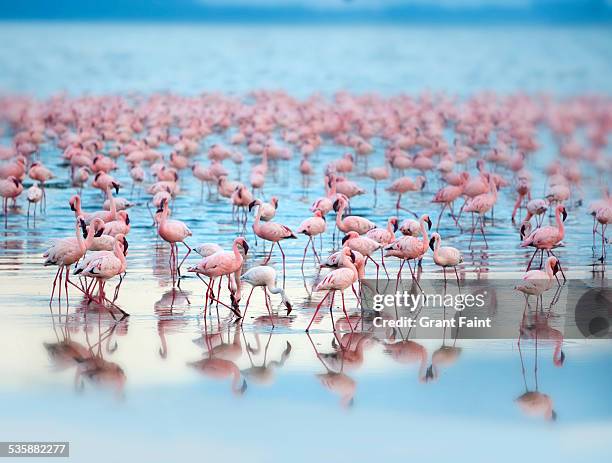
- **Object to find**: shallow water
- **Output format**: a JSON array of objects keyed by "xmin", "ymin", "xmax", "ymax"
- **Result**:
[{"xmin": 0, "ymin": 22, "xmax": 612, "ymax": 463}]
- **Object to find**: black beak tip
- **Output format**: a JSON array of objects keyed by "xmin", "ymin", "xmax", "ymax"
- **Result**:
[
  {"xmin": 429, "ymin": 237, "xmax": 435, "ymax": 251},
  {"xmin": 341, "ymin": 235, "xmax": 349, "ymax": 245},
  {"xmin": 426, "ymin": 218, "xmax": 432, "ymax": 230},
  {"xmin": 285, "ymin": 301, "xmax": 292, "ymax": 314},
  {"xmin": 248, "ymin": 200, "xmax": 256, "ymax": 212}
]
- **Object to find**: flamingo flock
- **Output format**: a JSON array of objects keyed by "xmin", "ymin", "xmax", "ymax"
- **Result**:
[{"xmin": 0, "ymin": 91, "xmax": 609, "ymax": 331}]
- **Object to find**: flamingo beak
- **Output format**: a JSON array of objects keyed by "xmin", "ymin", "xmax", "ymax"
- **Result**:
[
  {"xmin": 248, "ymin": 200, "xmax": 256, "ymax": 212},
  {"xmin": 94, "ymin": 228, "xmax": 104, "ymax": 237},
  {"xmin": 520, "ymin": 224, "xmax": 526, "ymax": 239},
  {"xmin": 242, "ymin": 240, "xmax": 249, "ymax": 255},
  {"xmin": 112, "ymin": 182, "xmax": 120, "ymax": 194},
  {"xmin": 125, "ymin": 214, "xmax": 130, "ymax": 225},
  {"xmin": 285, "ymin": 301, "xmax": 293, "ymax": 315},
  {"xmin": 426, "ymin": 217, "xmax": 432, "ymax": 230},
  {"xmin": 123, "ymin": 238, "xmax": 129, "ymax": 256},
  {"xmin": 80, "ymin": 220, "xmax": 88, "ymax": 238},
  {"xmin": 429, "ymin": 237, "xmax": 435, "ymax": 251},
  {"xmin": 425, "ymin": 365, "xmax": 434, "ymax": 381},
  {"xmin": 70, "ymin": 202, "xmax": 76, "ymax": 212},
  {"xmin": 561, "ymin": 208, "xmax": 567, "ymax": 222},
  {"xmin": 421, "ymin": 179, "xmax": 426, "ymax": 190},
  {"xmin": 332, "ymin": 199, "xmax": 339, "ymax": 211},
  {"xmin": 393, "ymin": 220, "xmax": 398, "ymax": 232},
  {"xmin": 553, "ymin": 261, "xmax": 560, "ymax": 275},
  {"xmin": 350, "ymin": 251, "xmax": 356, "ymax": 263},
  {"xmin": 341, "ymin": 234, "xmax": 350, "ymax": 245}
]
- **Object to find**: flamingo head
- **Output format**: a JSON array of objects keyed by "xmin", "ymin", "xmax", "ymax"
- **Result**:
[
  {"xmin": 118, "ymin": 211, "xmax": 130, "ymax": 225},
  {"xmin": 423, "ymin": 214, "xmax": 432, "ymax": 230},
  {"xmin": 248, "ymin": 199, "xmax": 260, "ymax": 212},
  {"xmin": 429, "ymin": 233, "xmax": 439, "ymax": 251},
  {"xmin": 284, "ymin": 300, "xmax": 293, "ymax": 315},
  {"xmin": 558, "ymin": 204, "xmax": 567, "ymax": 222},
  {"xmin": 554, "ymin": 350, "xmax": 565, "ymax": 367},
  {"xmin": 69, "ymin": 195, "xmax": 79, "ymax": 211},
  {"xmin": 236, "ymin": 237, "xmax": 249, "ymax": 255},
  {"xmin": 271, "ymin": 197, "xmax": 279, "ymax": 209},
  {"xmin": 78, "ymin": 216, "xmax": 87, "ymax": 238},
  {"xmin": 390, "ymin": 216, "xmax": 399, "ymax": 232},
  {"xmin": 341, "ymin": 231, "xmax": 359, "ymax": 245}
]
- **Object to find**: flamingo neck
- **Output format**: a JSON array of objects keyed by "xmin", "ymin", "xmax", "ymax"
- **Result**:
[
  {"xmin": 232, "ymin": 241, "xmax": 243, "ymax": 264},
  {"xmin": 75, "ymin": 220, "xmax": 85, "ymax": 251},
  {"xmin": 555, "ymin": 208, "xmax": 565, "ymax": 238},
  {"xmin": 335, "ymin": 202, "xmax": 346, "ymax": 228},
  {"xmin": 106, "ymin": 186, "xmax": 117, "ymax": 219},
  {"xmin": 420, "ymin": 219, "xmax": 429, "ymax": 251},
  {"xmin": 113, "ymin": 240, "xmax": 127, "ymax": 268},
  {"xmin": 253, "ymin": 204, "xmax": 262, "ymax": 230},
  {"xmin": 74, "ymin": 197, "xmax": 83, "ymax": 216}
]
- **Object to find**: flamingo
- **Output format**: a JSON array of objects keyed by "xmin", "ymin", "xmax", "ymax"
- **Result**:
[
  {"xmin": 26, "ymin": 183, "xmax": 43, "ymax": 225},
  {"xmin": 521, "ymin": 204, "xmax": 567, "ymax": 277},
  {"xmin": 342, "ymin": 231, "xmax": 386, "ymax": 280},
  {"xmin": 296, "ymin": 209, "xmax": 327, "ymax": 267},
  {"xmin": 515, "ymin": 256, "xmax": 561, "ymax": 307},
  {"xmin": 43, "ymin": 216, "xmax": 97, "ymax": 304},
  {"xmin": 157, "ymin": 198, "xmax": 192, "ymax": 284},
  {"xmin": 429, "ymin": 232, "xmax": 463, "ymax": 286},
  {"xmin": 0, "ymin": 176, "xmax": 23, "ymax": 215},
  {"xmin": 74, "ymin": 234, "xmax": 129, "ymax": 317},
  {"xmin": 386, "ymin": 175, "xmax": 426, "ymax": 215},
  {"xmin": 239, "ymin": 265, "xmax": 293, "ymax": 324},
  {"xmin": 187, "ymin": 237, "xmax": 249, "ymax": 317},
  {"xmin": 69, "ymin": 183, "xmax": 120, "ymax": 224},
  {"xmin": 385, "ymin": 214, "xmax": 431, "ymax": 290},
  {"xmin": 333, "ymin": 196, "xmax": 376, "ymax": 235},
  {"xmin": 307, "ymin": 247, "xmax": 359, "ymax": 332},
  {"xmin": 249, "ymin": 199, "xmax": 297, "ymax": 285}
]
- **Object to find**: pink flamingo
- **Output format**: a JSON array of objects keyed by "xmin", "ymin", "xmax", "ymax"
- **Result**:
[
  {"xmin": 342, "ymin": 231, "xmax": 387, "ymax": 280},
  {"xmin": 0, "ymin": 176, "xmax": 23, "ymax": 216},
  {"xmin": 43, "ymin": 216, "xmax": 97, "ymax": 305},
  {"xmin": 74, "ymin": 234, "xmax": 129, "ymax": 317},
  {"xmin": 28, "ymin": 161, "xmax": 54, "ymax": 211},
  {"xmin": 464, "ymin": 179, "xmax": 498, "ymax": 246},
  {"xmin": 385, "ymin": 214, "xmax": 431, "ymax": 290},
  {"xmin": 429, "ymin": 232, "xmax": 463, "ymax": 286},
  {"xmin": 333, "ymin": 196, "xmax": 376, "ymax": 235},
  {"xmin": 157, "ymin": 198, "xmax": 192, "ymax": 284},
  {"xmin": 187, "ymin": 237, "xmax": 249, "ymax": 317},
  {"xmin": 249, "ymin": 199, "xmax": 297, "ymax": 285},
  {"xmin": 432, "ymin": 174, "xmax": 467, "ymax": 230},
  {"xmin": 521, "ymin": 204, "xmax": 567, "ymax": 279},
  {"xmin": 296, "ymin": 209, "xmax": 327, "ymax": 267},
  {"xmin": 385, "ymin": 175, "xmax": 426, "ymax": 215},
  {"xmin": 307, "ymin": 247, "xmax": 359, "ymax": 332}
]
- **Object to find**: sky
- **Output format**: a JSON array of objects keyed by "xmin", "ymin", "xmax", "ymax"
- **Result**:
[{"xmin": 0, "ymin": 0, "xmax": 611, "ymax": 21}]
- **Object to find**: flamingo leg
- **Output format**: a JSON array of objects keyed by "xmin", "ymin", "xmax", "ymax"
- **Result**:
[
  {"xmin": 278, "ymin": 242, "xmax": 287, "ymax": 288},
  {"xmin": 242, "ymin": 286, "xmax": 255, "ymax": 319},
  {"xmin": 526, "ymin": 248, "xmax": 538, "ymax": 270},
  {"xmin": 436, "ymin": 203, "xmax": 447, "ymax": 231},
  {"xmin": 340, "ymin": 291, "xmax": 353, "ymax": 332},
  {"xmin": 306, "ymin": 290, "xmax": 331, "ymax": 332},
  {"xmin": 177, "ymin": 241, "xmax": 192, "ymax": 277},
  {"xmin": 406, "ymin": 259, "xmax": 424, "ymax": 293},
  {"xmin": 264, "ymin": 241, "xmax": 275, "ymax": 264},
  {"xmin": 263, "ymin": 287, "xmax": 275, "ymax": 327},
  {"xmin": 301, "ymin": 237, "xmax": 311, "ymax": 270},
  {"xmin": 454, "ymin": 266, "xmax": 461, "ymax": 289},
  {"xmin": 380, "ymin": 249, "xmax": 390, "ymax": 279},
  {"xmin": 395, "ymin": 259, "xmax": 405, "ymax": 291},
  {"xmin": 50, "ymin": 266, "xmax": 62, "ymax": 304}
]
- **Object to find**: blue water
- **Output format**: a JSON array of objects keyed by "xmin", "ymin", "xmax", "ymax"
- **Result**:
[{"xmin": 0, "ymin": 22, "xmax": 611, "ymax": 463}]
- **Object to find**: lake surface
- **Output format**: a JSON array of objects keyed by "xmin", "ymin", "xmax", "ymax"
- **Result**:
[{"xmin": 0, "ymin": 23, "xmax": 611, "ymax": 463}]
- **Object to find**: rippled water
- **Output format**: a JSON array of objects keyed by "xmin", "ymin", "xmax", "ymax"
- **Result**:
[{"xmin": 1, "ymin": 23, "xmax": 611, "ymax": 463}]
